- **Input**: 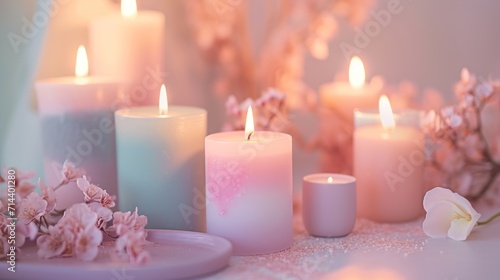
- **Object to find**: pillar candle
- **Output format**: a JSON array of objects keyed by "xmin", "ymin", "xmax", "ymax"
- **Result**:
[
  {"xmin": 89, "ymin": 0, "xmax": 165, "ymax": 105},
  {"xmin": 115, "ymin": 85, "xmax": 206, "ymax": 231},
  {"xmin": 205, "ymin": 107, "xmax": 293, "ymax": 255},
  {"xmin": 354, "ymin": 95, "xmax": 424, "ymax": 223},
  {"xmin": 36, "ymin": 46, "xmax": 124, "ymax": 210}
]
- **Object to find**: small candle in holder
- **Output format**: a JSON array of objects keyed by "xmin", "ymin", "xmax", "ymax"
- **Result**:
[
  {"xmin": 354, "ymin": 95, "xmax": 424, "ymax": 223},
  {"xmin": 302, "ymin": 173, "xmax": 356, "ymax": 237},
  {"xmin": 205, "ymin": 106, "xmax": 293, "ymax": 255}
]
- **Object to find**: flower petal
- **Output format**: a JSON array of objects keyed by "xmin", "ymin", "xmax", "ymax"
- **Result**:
[
  {"xmin": 423, "ymin": 201, "xmax": 456, "ymax": 238},
  {"xmin": 423, "ymin": 187, "xmax": 454, "ymax": 211},
  {"xmin": 448, "ymin": 217, "xmax": 475, "ymax": 241},
  {"xmin": 451, "ymin": 192, "xmax": 480, "ymax": 218}
]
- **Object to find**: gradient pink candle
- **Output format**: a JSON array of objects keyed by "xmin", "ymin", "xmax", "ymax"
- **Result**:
[{"xmin": 205, "ymin": 107, "xmax": 293, "ymax": 255}]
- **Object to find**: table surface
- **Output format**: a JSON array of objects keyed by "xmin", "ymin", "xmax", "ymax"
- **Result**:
[{"xmin": 204, "ymin": 199, "xmax": 500, "ymax": 280}]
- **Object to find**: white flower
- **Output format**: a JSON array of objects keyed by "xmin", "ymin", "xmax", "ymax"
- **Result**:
[{"xmin": 423, "ymin": 187, "xmax": 481, "ymax": 241}]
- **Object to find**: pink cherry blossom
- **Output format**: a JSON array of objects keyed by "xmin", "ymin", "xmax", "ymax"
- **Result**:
[
  {"xmin": 16, "ymin": 221, "xmax": 38, "ymax": 247},
  {"xmin": 99, "ymin": 190, "xmax": 116, "ymax": 208},
  {"xmin": 0, "ymin": 200, "xmax": 3, "ymax": 213},
  {"xmin": 115, "ymin": 230, "xmax": 150, "ymax": 265},
  {"xmin": 76, "ymin": 176, "xmax": 103, "ymax": 203},
  {"xmin": 61, "ymin": 203, "xmax": 98, "ymax": 231},
  {"xmin": 74, "ymin": 224, "xmax": 102, "ymax": 261},
  {"xmin": 16, "ymin": 181, "xmax": 36, "ymax": 199},
  {"xmin": 60, "ymin": 160, "xmax": 86, "ymax": 185},
  {"xmin": 18, "ymin": 192, "xmax": 47, "ymax": 224},
  {"xmin": 38, "ymin": 178, "xmax": 56, "ymax": 213},
  {"xmin": 88, "ymin": 202, "xmax": 113, "ymax": 230},
  {"xmin": 37, "ymin": 225, "xmax": 74, "ymax": 259},
  {"xmin": 112, "ymin": 208, "xmax": 148, "ymax": 236}
]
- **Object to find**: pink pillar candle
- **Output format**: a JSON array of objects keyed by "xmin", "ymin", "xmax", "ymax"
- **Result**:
[
  {"xmin": 302, "ymin": 173, "xmax": 356, "ymax": 237},
  {"xmin": 354, "ymin": 96, "xmax": 424, "ymax": 223},
  {"xmin": 205, "ymin": 130, "xmax": 293, "ymax": 255}
]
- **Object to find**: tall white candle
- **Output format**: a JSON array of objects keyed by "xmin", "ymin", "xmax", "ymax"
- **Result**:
[
  {"xmin": 115, "ymin": 85, "xmax": 207, "ymax": 231},
  {"xmin": 89, "ymin": 0, "xmax": 165, "ymax": 105},
  {"xmin": 36, "ymin": 46, "xmax": 124, "ymax": 210},
  {"xmin": 205, "ymin": 106, "xmax": 293, "ymax": 255},
  {"xmin": 354, "ymin": 96, "xmax": 424, "ymax": 223}
]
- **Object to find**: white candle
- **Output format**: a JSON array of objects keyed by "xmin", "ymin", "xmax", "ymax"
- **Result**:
[
  {"xmin": 36, "ymin": 46, "xmax": 124, "ymax": 210},
  {"xmin": 354, "ymin": 95, "xmax": 424, "ymax": 223},
  {"xmin": 115, "ymin": 85, "xmax": 206, "ymax": 231},
  {"xmin": 89, "ymin": 0, "xmax": 165, "ymax": 105},
  {"xmin": 320, "ymin": 56, "xmax": 382, "ymax": 123},
  {"xmin": 205, "ymin": 106, "xmax": 293, "ymax": 255}
]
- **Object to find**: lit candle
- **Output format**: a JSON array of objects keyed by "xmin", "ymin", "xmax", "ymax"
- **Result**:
[
  {"xmin": 36, "ymin": 45, "xmax": 124, "ymax": 210},
  {"xmin": 354, "ymin": 95, "xmax": 424, "ymax": 223},
  {"xmin": 205, "ymin": 106, "xmax": 293, "ymax": 255},
  {"xmin": 320, "ymin": 56, "xmax": 382, "ymax": 123},
  {"xmin": 302, "ymin": 173, "xmax": 356, "ymax": 237},
  {"xmin": 115, "ymin": 85, "xmax": 206, "ymax": 231},
  {"xmin": 89, "ymin": 0, "xmax": 165, "ymax": 105}
]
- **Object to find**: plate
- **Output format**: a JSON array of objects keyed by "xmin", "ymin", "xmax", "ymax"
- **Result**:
[{"xmin": 1, "ymin": 229, "xmax": 232, "ymax": 280}]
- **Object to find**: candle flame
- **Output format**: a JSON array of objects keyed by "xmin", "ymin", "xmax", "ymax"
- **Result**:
[
  {"xmin": 245, "ymin": 105, "xmax": 254, "ymax": 141},
  {"xmin": 75, "ymin": 45, "xmax": 88, "ymax": 78},
  {"xmin": 327, "ymin": 177, "xmax": 333, "ymax": 183},
  {"xmin": 379, "ymin": 95, "xmax": 395, "ymax": 130},
  {"xmin": 461, "ymin": 67, "xmax": 470, "ymax": 82},
  {"xmin": 159, "ymin": 84, "xmax": 168, "ymax": 115},
  {"xmin": 349, "ymin": 56, "xmax": 365, "ymax": 89},
  {"xmin": 121, "ymin": 0, "xmax": 137, "ymax": 17}
]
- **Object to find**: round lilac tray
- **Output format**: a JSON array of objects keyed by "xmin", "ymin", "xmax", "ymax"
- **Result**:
[{"xmin": 1, "ymin": 229, "xmax": 232, "ymax": 280}]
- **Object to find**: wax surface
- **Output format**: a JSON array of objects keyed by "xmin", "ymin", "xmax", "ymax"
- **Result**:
[
  {"xmin": 205, "ymin": 131, "xmax": 293, "ymax": 255},
  {"xmin": 354, "ymin": 125, "xmax": 424, "ymax": 222}
]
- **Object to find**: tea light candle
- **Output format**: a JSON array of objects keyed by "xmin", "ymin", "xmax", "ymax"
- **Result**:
[
  {"xmin": 115, "ymin": 85, "xmax": 206, "ymax": 231},
  {"xmin": 354, "ymin": 95, "xmax": 424, "ymax": 223},
  {"xmin": 302, "ymin": 173, "xmax": 356, "ymax": 237},
  {"xmin": 89, "ymin": 0, "xmax": 165, "ymax": 105},
  {"xmin": 36, "ymin": 45, "xmax": 124, "ymax": 210},
  {"xmin": 320, "ymin": 56, "xmax": 382, "ymax": 123},
  {"xmin": 205, "ymin": 106, "xmax": 293, "ymax": 255}
]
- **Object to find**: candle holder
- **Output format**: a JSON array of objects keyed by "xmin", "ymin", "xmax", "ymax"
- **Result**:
[{"xmin": 302, "ymin": 173, "xmax": 356, "ymax": 237}]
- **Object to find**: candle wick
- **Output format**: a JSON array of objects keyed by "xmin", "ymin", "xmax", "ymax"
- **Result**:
[{"xmin": 247, "ymin": 132, "xmax": 253, "ymax": 141}]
